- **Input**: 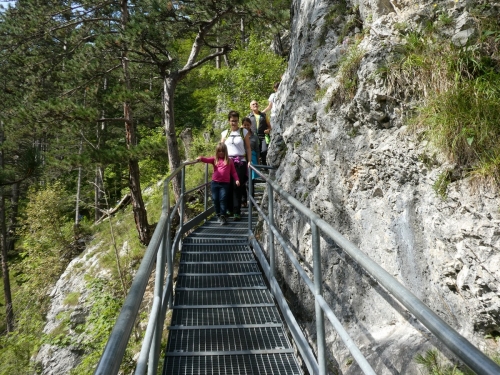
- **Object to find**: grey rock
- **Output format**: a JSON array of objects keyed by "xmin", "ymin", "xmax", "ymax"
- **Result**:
[
  {"xmin": 263, "ymin": 0, "xmax": 500, "ymax": 373},
  {"xmin": 452, "ymin": 28, "xmax": 476, "ymax": 46}
]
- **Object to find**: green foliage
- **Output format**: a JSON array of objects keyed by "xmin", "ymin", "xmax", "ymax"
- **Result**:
[
  {"xmin": 201, "ymin": 34, "xmax": 286, "ymax": 121},
  {"xmin": 385, "ymin": 12, "xmax": 500, "ymax": 185},
  {"xmin": 315, "ymin": 87, "xmax": 328, "ymax": 101},
  {"xmin": 330, "ymin": 41, "xmax": 364, "ymax": 105},
  {"xmin": 318, "ymin": 1, "xmax": 347, "ymax": 45},
  {"xmin": 417, "ymin": 81, "xmax": 500, "ymax": 184},
  {"xmin": 63, "ymin": 292, "xmax": 81, "ymax": 307},
  {"xmin": 318, "ymin": 2, "xmax": 361, "ymax": 45},
  {"xmin": 70, "ymin": 278, "xmax": 133, "ymax": 375},
  {"xmin": 17, "ymin": 182, "xmax": 76, "ymax": 285},
  {"xmin": 136, "ymin": 126, "xmax": 170, "ymax": 187},
  {"xmin": 299, "ymin": 63, "xmax": 315, "ymax": 80},
  {"xmin": 415, "ymin": 349, "xmax": 474, "ymax": 375},
  {"xmin": 433, "ymin": 170, "xmax": 452, "ymax": 198}
]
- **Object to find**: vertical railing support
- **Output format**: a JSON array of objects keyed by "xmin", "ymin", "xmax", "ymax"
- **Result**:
[
  {"xmin": 248, "ymin": 167, "xmax": 253, "ymax": 234},
  {"xmin": 312, "ymin": 220, "xmax": 326, "ymax": 375},
  {"xmin": 268, "ymin": 183, "xmax": 275, "ymax": 279},
  {"xmin": 165, "ymin": 180, "xmax": 173, "ymax": 309},
  {"xmin": 180, "ymin": 166, "xmax": 186, "ymax": 226},
  {"xmin": 148, "ymin": 237, "xmax": 165, "ymax": 375},
  {"xmin": 204, "ymin": 163, "xmax": 209, "ymax": 221}
]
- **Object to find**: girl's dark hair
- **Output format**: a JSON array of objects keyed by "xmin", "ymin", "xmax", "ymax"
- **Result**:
[
  {"xmin": 242, "ymin": 117, "xmax": 251, "ymax": 124},
  {"xmin": 274, "ymin": 81, "xmax": 280, "ymax": 90}
]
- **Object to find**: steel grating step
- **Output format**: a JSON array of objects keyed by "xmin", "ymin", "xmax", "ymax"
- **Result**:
[
  {"xmin": 166, "ymin": 326, "xmax": 292, "ymax": 353},
  {"xmin": 183, "ymin": 238, "xmax": 248, "ymax": 245},
  {"xmin": 176, "ymin": 274, "xmax": 266, "ymax": 289},
  {"xmin": 204, "ymin": 218, "xmax": 257, "ymax": 225},
  {"xmin": 163, "ymin": 353, "xmax": 302, "ymax": 375},
  {"xmin": 174, "ymin": 289, "xmax": 274, "ymax": 307},
  {"xmin": 180, "ymin": 252, "xmax": 254, "ymax": 263},
  {"xmin": 178, "ymin": 262, "xmax": 260, "ymax": 275},
  {"xmin": 170, "ymin": 306, "xmax": 282, "ymax": 326},
  {"xmin": 189, "ymin": 227, "xmax": 248, "ymax": 236},
  {"xmin": 181, "ymin": 244, "xmax": 249, "ymax": 252},
  {"xmin": 163, "ymin": 196, "xmax": 303, "ymax": 375}
]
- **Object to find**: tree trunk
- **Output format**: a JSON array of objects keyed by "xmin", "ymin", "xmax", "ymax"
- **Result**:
[
  {"xmin": 0, "ymin": 122, "xmax": 14, "ymax": 332},
  {"xmin": 240, "ymin": 18, "xmax": 245, "ymax": 47},
  {"xmin": 94, "ymin": 165, "xmax": 104, "ymax": 222},
  {"xmin": 6, "ymin": 182, "xmax": 19, "ymax": 255},
  {"xmin": 164, "ymin": 75, "xmax": 182, "ymax": 202},
  {"xmin": 122, "ymin": 0, "xmax": 150, "ymax": 245},
  {"xmin": 75, "ymin": 138, "xmax": 82, "ymax": 227},
  {"xmin": 0, "ymin": 194, "xmax": 14, "ymax": 332},
  {"xmin": 179, "ymin": 128, "xmax": 193, "ymax": 159}
]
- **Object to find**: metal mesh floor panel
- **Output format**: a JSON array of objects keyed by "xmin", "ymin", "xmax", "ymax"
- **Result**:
[
  {"xmin": 170, "ymin": 306, "xmax": 282, "ymax": 326},
  {"xmin": 176, "ymin": 274, "xmax": 265, "ymax": 289},
  {"xmin": 181, "ymin": 244, "xmax": 249, "ymax": 252},
  {"xmin": 178, "ymin": 262, "xmax": 260, "ymax": 275},
  {"xmin": 166, "ymin": 327, "xmax": 291, "ymax": 352},
  {"xmin": 203, "ymin": 222, "xmax": 252, "ymax": 229},
  {"xmin": 163, "ymin": 205, "xmax": 303, "ymax": 375},
  {"xmin": 163, "ymin": 353, "xmax": 302, "ymax": 375},
  {"xmin": 183, "ymin": 238, "xmax": 247, "ymax": 245},
  {"xmin": 174, "ymin": 289, "xmax": 274, "ymax": 306},
  {"xmin": 181, "ymin": 252, "xmax": 254, "ymax": 263},
  {"xmin": 190, "ymin": 227, "xmax": 248, "ymax": 236}
]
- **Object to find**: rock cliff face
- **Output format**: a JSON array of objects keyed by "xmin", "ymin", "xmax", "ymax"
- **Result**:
[{"xmin": 266, "ymin": 0, "xmax": 500, "ymax": 373}]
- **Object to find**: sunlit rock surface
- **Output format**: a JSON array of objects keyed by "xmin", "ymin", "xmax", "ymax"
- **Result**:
[{"xmin": 266, "ymin": 0, "xmax": 500, "ymax": 373}]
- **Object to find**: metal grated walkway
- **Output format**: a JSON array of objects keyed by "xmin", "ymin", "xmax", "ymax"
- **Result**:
[{"xmin": 163, "ymin": 209, "xmax": 303, "ymax": 375}]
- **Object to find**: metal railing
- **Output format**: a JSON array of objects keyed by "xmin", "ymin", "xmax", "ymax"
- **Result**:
[
  {"xmin": 247, "ymin": 164, "xmax": 500, "ymax": 375},
  {"xmin": 94, "ymin": 160, "xmax": 500, "ymax": 375},
  {"xmin": 94, "ymin": 161, "xmax": 213, "ymax": 375}
]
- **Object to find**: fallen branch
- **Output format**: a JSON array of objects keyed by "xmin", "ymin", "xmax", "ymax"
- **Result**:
[{"xmin": 95, "ymin": 193, "xmax": 131, "ymax": 224}]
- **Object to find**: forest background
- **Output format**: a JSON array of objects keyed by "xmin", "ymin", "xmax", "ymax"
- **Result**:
[{"xmin": 0, "ymin": 0, "xmax": 288, "ymax": 373}]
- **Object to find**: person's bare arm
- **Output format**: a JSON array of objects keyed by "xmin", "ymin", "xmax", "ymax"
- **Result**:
[
  {"xmin": 244, "ymin": 132, "xmax": 252, "ymax": 164},
  {"xmin": 262, "ymin": 100, "xmax": 272, "ymax": 113}
]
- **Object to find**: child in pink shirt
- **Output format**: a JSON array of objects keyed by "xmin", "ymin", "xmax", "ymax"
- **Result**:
[{"xmin": 197, "ymin": 143, "xmax": 240, "ymax": 225}]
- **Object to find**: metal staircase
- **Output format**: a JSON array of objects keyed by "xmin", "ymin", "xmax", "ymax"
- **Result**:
[
  {"xmin": 163, "ymin": 212, "xmax": 302, "ymax": 374},
  {"xmin": 95, "ymin": 161, "xmax": 500, "ymax": 375}
]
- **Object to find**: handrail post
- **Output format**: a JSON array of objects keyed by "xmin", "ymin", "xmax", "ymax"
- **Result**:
[
  {"xmin": 148, "ymin": 238, "xmax": 165, "ymax": 375},
  {"xmin": 268, "ymin": 183, "xmax": 275, "ymax": 279},
  {"xmin": 248, "ymin": 166, "xmax": 253, "ymax": 234},
  {"xmin": 312, "ymin": 220, "xmax": 326, "ymax": 375},
  {"xmin": 204, "ymin": 163, "xmax": 208, "ymax": 221},
  {"xmin": 165, "ymin": 179, "xmax": 173, "ymax": 310},
  {"xmin": 180, "ymin": 166, "xmax": 186, "ymax": 226}
]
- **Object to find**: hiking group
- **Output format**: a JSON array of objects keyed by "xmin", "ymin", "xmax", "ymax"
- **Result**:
[{"xmin": 196, "ymin": 86, "xmax": 278, "ymax": 225}]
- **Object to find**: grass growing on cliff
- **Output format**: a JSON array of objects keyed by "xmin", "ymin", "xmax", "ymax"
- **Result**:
[
  {"xmin": 385, "ymin": 13, "xmax": 500, "ymax": 186},
  {"xmin": 415, "ymin": 349, "xmax": 500, "ymax": 374},
  {"xmin": 328, "ymin": 40, "xmax": 364, "ymax": 108},
  {"xmin": 415, "ymin": 349, "xmax": 473, "ymax": 375}
]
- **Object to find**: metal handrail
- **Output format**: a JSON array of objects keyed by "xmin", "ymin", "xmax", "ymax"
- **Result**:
[
  {"xmin": 247, "ymin": 164, "xmax": 500, "ymax": 375},
  {"xmin": 95, "ymin": 159, "xmax": 500, "ymax": 375},
  {"xmin": 94, "ymin": 161, "xmax": 211, "ymax": 375}
]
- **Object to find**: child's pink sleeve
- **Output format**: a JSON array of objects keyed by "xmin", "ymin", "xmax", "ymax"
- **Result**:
[
  {"xmin": 199, "ymin": 157, "xmax": 215, "ymax": 164},
  {"xmin": 229, "ymin": 160, "xmax": 239, "ymax": 181}
]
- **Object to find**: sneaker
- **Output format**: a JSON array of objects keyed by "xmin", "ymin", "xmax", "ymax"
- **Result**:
[
  {"xmin": 233, "ymin": 214, "xmax": 241, "ymax": 221},
  {"xmin": 220, "ymin": 215, "xmax": 227, "ymax": 225},
  {"xmin": 226, "ymin": 211, "xmax": 232, "ymax": 217},
  {"xmin": 216, "ymin": 215, "xmax": 222, "ymax": 224}
]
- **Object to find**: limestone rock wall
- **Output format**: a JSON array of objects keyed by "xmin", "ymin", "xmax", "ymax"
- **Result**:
[{"xmin": 266, "ymin": 0, "xmax": 500, "ymax": 373}]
